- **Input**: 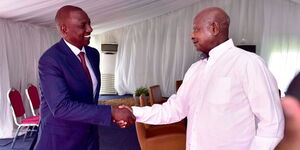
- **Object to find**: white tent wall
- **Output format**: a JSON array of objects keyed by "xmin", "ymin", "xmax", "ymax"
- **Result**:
[
  {"xmin": 1, "ymin": 0, "xmax": 300, "ymax": 138},
  {"xmin": 93, "ymin": 0, "xmax": 266, "ymax": 97},
  {"xmin": 261, "ymin": 0, "xmax": 300, "ymax": 95},
  {"xmin": 0, "ymin": 19, "xmax": 60, "ymax": 138}
]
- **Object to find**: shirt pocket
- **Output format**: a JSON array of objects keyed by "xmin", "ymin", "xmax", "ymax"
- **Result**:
[{"xmin": 206, "ymin": 77, "xmax": 231, "ymax": 105}]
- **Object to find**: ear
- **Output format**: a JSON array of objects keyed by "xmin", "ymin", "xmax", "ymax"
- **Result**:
[
  {"xmin": 210, "ymin": 22, "xmax": 220, "ymax": 36},
  {"xmin": 60, "ymin": 24, "xmax": 68, "ymax": 36}
]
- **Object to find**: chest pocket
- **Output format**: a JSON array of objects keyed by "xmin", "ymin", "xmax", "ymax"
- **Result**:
[{"xmin": 206, "ymin": 77, "xmax": 231, "ymax": 105}]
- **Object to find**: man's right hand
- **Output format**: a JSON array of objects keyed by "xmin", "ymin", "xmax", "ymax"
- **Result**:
[{"xmin": 112, "ymin": 105, "xmax": 135, "ymax": 128}]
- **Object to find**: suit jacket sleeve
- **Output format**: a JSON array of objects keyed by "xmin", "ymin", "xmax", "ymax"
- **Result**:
[{"xmin": 39, "ymin": 53, "xmax": 112, "ymax": 126}]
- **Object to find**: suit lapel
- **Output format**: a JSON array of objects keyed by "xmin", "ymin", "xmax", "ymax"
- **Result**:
[
  {"xmin": 85, "ymin": 47, "xmax": 101, "ymax": 101},
  {"xmin": 85, "ymin": 48, "xmax": 100, "ymax": 79},
  {"xmin": 58, "ymin": 39, "xmax": 93, "ymax": 93}
]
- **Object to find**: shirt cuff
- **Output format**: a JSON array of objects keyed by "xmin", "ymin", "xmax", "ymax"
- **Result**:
[{"xmin": 132, "ymin": 106, "xmax": 144, "ymax": 121}]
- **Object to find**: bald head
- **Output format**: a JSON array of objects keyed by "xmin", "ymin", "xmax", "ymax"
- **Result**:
[
  {"xmin": 194, "ymin": 7, "xmax": 230, "ymax": 25},
  {"xmin": 191, "ymin": 7, "xmax": 230, "ymax": 53},
  {"xmin": 55, "ymin": 5, "xmax": 84, "ymax": 26},
  {"xmin": 195, "ymin": 7, "xmax": 230, "ymax": 36}
]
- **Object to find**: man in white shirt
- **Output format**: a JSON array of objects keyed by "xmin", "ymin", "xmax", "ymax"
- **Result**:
[{"xmin": 121, "ymin": 7, "xmax": 284, "ymax": 150}]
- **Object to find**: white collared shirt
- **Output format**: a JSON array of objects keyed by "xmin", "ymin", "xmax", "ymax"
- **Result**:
[
  {"xmin": 64, "ymin": 39, "xmax": 98, "ymax": 97},
  {"xmin": 132, "ymin": 39, "xmax": 284, "ymax": 150}
]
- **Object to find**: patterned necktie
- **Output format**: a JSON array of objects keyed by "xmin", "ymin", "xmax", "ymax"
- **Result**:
[{"xmin": 78, "ymin": 52, "xmax": 93, "ymax": 88}]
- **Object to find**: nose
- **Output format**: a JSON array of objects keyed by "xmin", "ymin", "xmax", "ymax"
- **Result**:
[
  {"xmin": 86, "ymin": 24, "xmax": 93, "ymax": 33},
  {"xmin": 190, "ymin": 32, "xmax": 195, "ymax": 40}
]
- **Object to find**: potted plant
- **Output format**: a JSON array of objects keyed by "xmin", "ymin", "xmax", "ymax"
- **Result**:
[{"xmin": 134, "ymin": 87, "xmax": 149, "ymax": 105}]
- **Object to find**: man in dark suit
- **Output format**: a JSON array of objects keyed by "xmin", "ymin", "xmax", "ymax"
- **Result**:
[{"xmin": 34, "ymin": 5, "xmax": 135, "ymax": 150}]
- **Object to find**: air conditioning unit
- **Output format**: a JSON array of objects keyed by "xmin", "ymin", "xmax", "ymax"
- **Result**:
[{"xmin": 101, "ymin": 44, "xmax": 118, "ymax": 54}]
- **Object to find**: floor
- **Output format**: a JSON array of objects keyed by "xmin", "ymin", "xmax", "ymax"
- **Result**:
[
  {"xmin": 99, "ymin": 94, "xmax": 133, "ymax": 101},
  {"xmin": 0, "ymin": 125, "xmax": 140, "ymax": 150},
  {"xmin": 0, "ymin": 135, "xmax": 34, "ymax": 150},
  {"xmin": 98, "ymin": 94, "xmax": 140, "ymax": 149},
  {"xmin": 99, "ymin": 123, "xmax": 140, "ymax": 150},
  {"xmin": 0, "ymin": 94, "xmax": 140, "ymax": 150}
]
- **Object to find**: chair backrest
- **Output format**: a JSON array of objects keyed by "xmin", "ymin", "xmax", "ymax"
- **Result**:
[
  {"xmin": 25, "ymin": 84, "xmax": 40, "ymax": 116},
  {"xmin": 135, "ymin": 94, "xmax": 148, "ymax": 146},
  {"xmin": 139, "ymin": 94, "xmax": 151, "ymax": 129},
  {"xmin": 149, "ymin": 85, "xmax": 163, "ymax": 105},
  {"xmin": 176, "ymin": 80, "xmax": 183, "ymax": 92},
  {"xmin": 7, "ymin": 88, "xmax": 26, "ymax": 125},
  {"xmin": 139, "ymin": 94, "xmax": 146, "ymax": 107}
]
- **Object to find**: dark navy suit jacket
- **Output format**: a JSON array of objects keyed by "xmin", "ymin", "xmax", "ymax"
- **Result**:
[{"xmin": 34, "ymin": 39, "xmax": 112, "ymax": 150}]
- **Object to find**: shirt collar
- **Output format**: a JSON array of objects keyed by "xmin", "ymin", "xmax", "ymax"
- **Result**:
[
  {"xmin": 208, "ymin": 39, "xmax": 234, "ymax": 63},
  {"xmin": 64, "ymin": 39, "xmax": 86, "ymax": 56}
]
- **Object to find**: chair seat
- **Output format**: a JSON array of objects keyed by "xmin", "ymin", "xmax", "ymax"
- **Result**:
[
  {"xmin": 136, "ymin": 94, "xmax": 186, "ymax": 150},
  {"xmin": 21, "ymin": 116, "xmax": 40, "ymax": 124},
  {"xmin": 146, "ymin": 124, "xmax": 186, "ymax": 138}
]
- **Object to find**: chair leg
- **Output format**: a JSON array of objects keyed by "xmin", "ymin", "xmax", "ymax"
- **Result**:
[
  {"xmin": 30, "ymin": 126, "xmax": 36, "ymax": 137},
  {"xmin": 23, "ymin": 126, "xmax": 30, "ymax": 141},
  {"xmin": 11, "ymin": 126, "xmax": 22, "ymax": 148}
]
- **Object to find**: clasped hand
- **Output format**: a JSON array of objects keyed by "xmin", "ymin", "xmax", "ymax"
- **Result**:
[{"xmin": 112, "ymin": 105, "xmax": 135, "ymax": 128}]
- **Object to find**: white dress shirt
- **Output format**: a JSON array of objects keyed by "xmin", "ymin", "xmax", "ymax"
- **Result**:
[
  {"xmin": 132, "ymin": 39, "xmax": 284, "ymax": 150},
  {"xmin": 64, "ymin": 39, "xmax": 98, "ymax": 97}
]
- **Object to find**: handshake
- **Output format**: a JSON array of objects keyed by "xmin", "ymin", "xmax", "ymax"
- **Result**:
[{"xmin": 111, "ymin": 105, "xmax": 135, "ymax": 128}]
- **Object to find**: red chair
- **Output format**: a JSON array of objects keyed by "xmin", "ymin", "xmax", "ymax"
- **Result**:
[
  {"xmin": 25, "ymin": 84, "xmax": 40, "ymax": 116},
  {"xmin": 7, "ymin": 88, "xmax": 40, "ymax": 148}
]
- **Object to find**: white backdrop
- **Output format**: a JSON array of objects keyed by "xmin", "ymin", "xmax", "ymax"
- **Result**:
[
  {"xmin": 93, "ymin": 0, "xmax": 267, "ymax": 96},
  {"xmin": 2, "ymin": 0, "xmax": 300, "ymax": 138},
  {"xmin": 0, "ymin": 0, "xmax": 201, "ymax": 34},
  {"xmin": 261, "ymin": 0, "xmax": 300, "ymax": 94},
  {"xmin": 0, "ymin": 19, "xmax": 59, "ymax": 138},
  {"xmin": 93, "ymin": 0, "xmax": 300, "ymax": 97}
]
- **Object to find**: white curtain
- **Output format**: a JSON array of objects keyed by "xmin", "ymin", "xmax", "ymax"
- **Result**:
[
  {"xmin": 261, "ymin": 0, "xmax": 300, "ymax": 94},
  {"xmin": 0, "ymin": 19, "xmax": 60, "ymax": 138},
  {"xmin": 93, "ymin": 0, "xmax": 267, "ymax": 96}
]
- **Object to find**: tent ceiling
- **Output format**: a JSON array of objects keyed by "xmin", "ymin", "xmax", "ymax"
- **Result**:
[{"xmin": 0, "ymin": 0, "xmax": 200, "ymax": 34}]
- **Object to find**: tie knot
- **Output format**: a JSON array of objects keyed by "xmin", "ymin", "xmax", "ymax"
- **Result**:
[
  {"xmin": 78, "ymin": 52, "xmax": 85, "ymax": 57},
  {"xmin": 78, "ymin": 52, "xmax": 86, "ymax": 64},
  {"xmin": 78, "ymin": 52, "xmax": 85, "ymax": 60}
]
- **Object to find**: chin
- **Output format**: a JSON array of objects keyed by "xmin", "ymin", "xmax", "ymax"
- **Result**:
[
  {"xmin": 197, "ymin": 47, "xmax": 209, "ymax": 53},
  {"xmin": 84, "ymin": 41, "xmax": 90, "ymax": 46},
  {"xmin": 195, "ymin": 48, "xmax": 204, "ymax": 52}
]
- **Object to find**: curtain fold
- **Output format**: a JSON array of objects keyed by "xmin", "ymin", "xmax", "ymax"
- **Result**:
[
  {"xmin": 1, "ymin": 0, "xmax": 300, "ymax": 139},
  {"xmin": 93, "ymin": 0, "xmax": 266, "ymax": 97},
  {"xmin": 0, "ymin": 22, "xmax": 14, "ymax": 138},
  {"xmin": 0, "ymin": 19, "xmax": 59, "ymax": 138},
  {"xmin": 261, "ymin": 0, "xmax": 300, "ymax": 93}
]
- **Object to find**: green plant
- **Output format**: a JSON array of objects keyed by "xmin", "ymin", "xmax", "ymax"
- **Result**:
[{"xmin": 135, "ymin": 87, "xmax": 149, "ymax": 96}]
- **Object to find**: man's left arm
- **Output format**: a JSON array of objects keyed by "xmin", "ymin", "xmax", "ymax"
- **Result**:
[{"xmin": 243, "ymin": 56, "xmax": 284, "ymax": 150}]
